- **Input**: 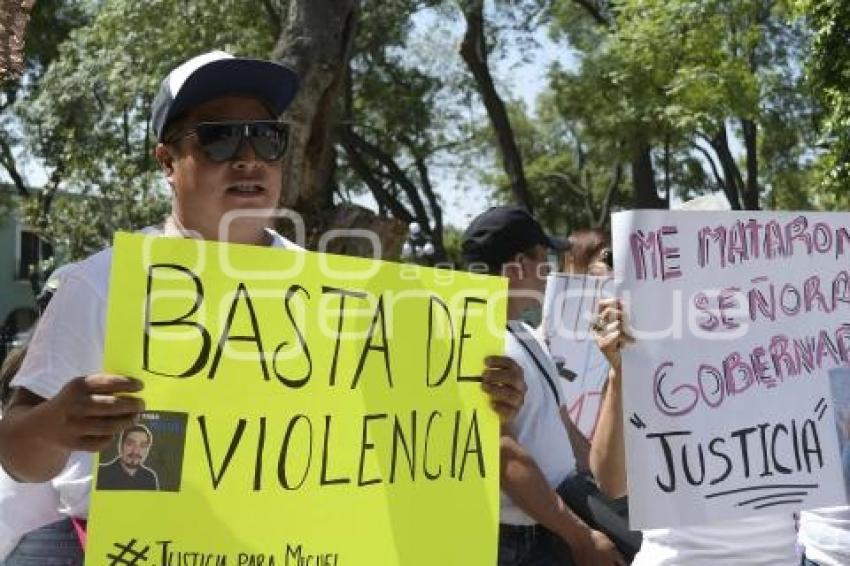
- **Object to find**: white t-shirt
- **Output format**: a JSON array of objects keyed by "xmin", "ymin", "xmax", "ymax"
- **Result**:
[
  {"xmin": 799, "ymin": 507, "xmax": 850, "ymax": 566},
  {"xmin": 9, "ymin": 223, "xmax": 301, "ymax": 522},
  {"xmin": 0, "ymin": 470, "xmax": 61, "ymax": 560},
  {"xmin": 501, "ymin": 320, "xmax": 576, "ymax": 525},
  {"xmin": 634, "ymin": 515, "xmax": 798, "ymax": 565}
]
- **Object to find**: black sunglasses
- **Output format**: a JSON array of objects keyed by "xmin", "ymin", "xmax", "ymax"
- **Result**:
[{"xmin": 167, "ymin": 120, "xmax": 290, "ymax": 162}]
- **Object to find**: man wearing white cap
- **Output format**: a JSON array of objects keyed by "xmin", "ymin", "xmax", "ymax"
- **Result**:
[
  {"xmin": 0, "ymin": 51, "xmax": 529, "ymax": 563},
  {"xmin": 0, "ymin": 50, "xmax": 302, "ymax": 564}
]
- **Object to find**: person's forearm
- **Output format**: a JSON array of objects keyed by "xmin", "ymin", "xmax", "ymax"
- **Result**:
[
  {"xmin": 590, "ymin": 368, "xmax": 627, "ymax": 497},
  {"xmin": 590, "ymin": 372, "xmax": 626, "ymax": 496},
  {"xmin": 501, "ymin": 436, "xmax": 592, "ymax": 548},
  {"xmin": 0, "ymin": 392, "xmax": 71, "ymax": 482},
  {"xmin": 562, "ymin": 407, "xmax": 591, "ymax": 472}
]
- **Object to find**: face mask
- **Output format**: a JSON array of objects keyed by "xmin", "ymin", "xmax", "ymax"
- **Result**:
[{"xmin": 519, "ymin": 306, "xmax": 542, "ymax": 328}]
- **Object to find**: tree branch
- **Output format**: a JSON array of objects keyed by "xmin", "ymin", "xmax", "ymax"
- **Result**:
[
  {"xmin": 545, "ymin": 172, "xmax": 588, "ymax": 199},
  {"xmin": 570, "ymin": 0, "xmax": 612, "ymax": 27},
  {"xmin": 338, "ymin": 129, "xmax": 414, "ymax": 223},
  {"xmin": 411, "ymin": 152, "xmax": 446, "ymax": 262},
  {"xmin": 692, "ymin": 141, "xmax": 726, "ymax": 190},
  {"xmin": 344, "ymin": 128, "xmax": 431, "ymax": 229},
  {"xmin": 595, "ymin": 164, "xmax": 622, "ymax": 227},
  {"xmin": 261, "ymin": 0, "xmax": 283, "ymax": 41},
  {"xmin": 459, "ymin": 0, "xmax": 533, "ymax": 212},
  {"xmin": 707, "ymin": 125, "xmax": 744, "ymax": 210},
  {"xmin": 0, "ymin": 133, "xmax": 28, "ymax": 196},
  {"xmin": 740, "ymin": 117, "xmax": 759, "ymax": 210}
]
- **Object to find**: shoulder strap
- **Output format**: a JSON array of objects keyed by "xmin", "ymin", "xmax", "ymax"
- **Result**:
[{"xmin": 506, "ymin": 324, "xmax": 561, "ymax": 407}]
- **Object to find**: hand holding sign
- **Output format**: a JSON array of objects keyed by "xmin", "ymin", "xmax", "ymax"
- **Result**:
[
  {"xmin": 41, "ymin": 374, "xmax": 145, "ymax": 452},
  {"xmin": 481, "ymin": 355, "xmax": 526, "ymax": 424},
  {"xmin": 593, "ymin": 298, "xmax": 634, "ymax": 373}
]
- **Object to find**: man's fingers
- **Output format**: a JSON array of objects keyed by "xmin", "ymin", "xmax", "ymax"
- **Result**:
[
  {"xmin": 73, "ymin": 435, "xmax": 117, "ymax": 453},
  {"xmin": 484, "ymin": 355, "xmax": 516, "ymax": 370},
  {"xmin": 77, "ymin": 374, "xmax": 143, "ymax": 394},
  {"xmin": 482, "ymin": 367, "xmax": 522, "ymax": 387},
  {"xmin": 82, "ymin": 394, "xmax": 145, "ymax": 417},
  {"xmin": 482, "ymin": 380, "xmax": 523, "ymax": 407},
  {"xmin": 72, "ymin": 414, "xmax": 139, "ymax": 437}
]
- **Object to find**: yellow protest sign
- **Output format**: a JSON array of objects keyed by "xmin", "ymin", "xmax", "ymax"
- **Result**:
[{"xmin": 85, "ymin": 232, "xmax": 507, "ymax": 566}]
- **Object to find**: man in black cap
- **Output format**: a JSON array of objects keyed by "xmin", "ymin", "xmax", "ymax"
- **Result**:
[
  {"xmin": 463, "ymin": 206, "xmax": 627, "ymax": 566},
  {"xmin": 0, "ymin": 53, "xmax": 526, "ymax": 562}
]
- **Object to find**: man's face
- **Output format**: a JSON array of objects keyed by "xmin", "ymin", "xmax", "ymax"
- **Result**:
[
  {"xmin": 519, "ymin": 244, "xmax": 550, "ymax": 295},
  {"xmin": 504, "ymin": 243, "xmax": 550, "ymax": 307},
  {"xmin": 120, "ymin": 430, "xmax": 151, "ymax": 470},
  {"xmin": 160, "ymin": 95, "xmax": 284, "ymax": 243}
]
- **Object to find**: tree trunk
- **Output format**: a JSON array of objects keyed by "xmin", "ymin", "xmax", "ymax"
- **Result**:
[
  {"xmin": 741, "ymin": 118, "xmax": 759, "ymax": 210},
  {"xmin": 271, "ymin": 1, "xmax": 407, "ymax": 259},
  {"xmin": 0, "ymin": 0, "xmax": 36, "ymax": 82},
  {"xmin": 272, "ymin": 0, "xmax": 358, "ymax": 218},
  {"xmin": 459, "ymin": 0, "xmax": 534, "ymax": 213},
  {"xmin": 709, "ymin": 125, "xmax": 744, "ymax": 210},
  {"xmin": 631, "ymin": 143, "xmax": 665, "ymax": 209}
]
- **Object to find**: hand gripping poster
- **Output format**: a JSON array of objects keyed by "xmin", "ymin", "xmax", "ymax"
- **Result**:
[
  {"xmin": 613, "ymin": 210, "xmax": 848, "ymax": 529},
  {"xmin": 85, "ymin": 233, "xmax": 507, "ymax": 566}
]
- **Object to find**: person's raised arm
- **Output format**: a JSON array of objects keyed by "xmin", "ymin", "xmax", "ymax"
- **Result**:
[
  {"xmin": 590, "ymin": 370, "xmax": 626, "ymax": 497},
  {"xmin": 0, "ymin": 375, "xmax": 144, "ymax": 482},
  {"xmin": 590, "ymin": 298, "xmax": 634, "ymax": 498},
  {"xmin": 561, "ymin": 407, "xmax": 591, "ymax": 472},
  {"xmin": 589, "ymin": 298, "xmax": 632, "ymax": 498}
]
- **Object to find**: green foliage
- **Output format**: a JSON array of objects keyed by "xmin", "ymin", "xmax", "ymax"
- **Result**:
[
  {"xmin": 547, "ymin": 0, "xmax": 819, "ymax": 210},
  {"xmin": 339, "ymin": 2, "xmax": 463, "ymax": 204},
  {"xmin": 800, "ymin": 0, "xmax": 850, "ymax": 207},
  {"xmin": 478, "ymin": 95, "xmax": 628, "ymax": 234},
  {"xmin": 14, "ymin": 0, "xmax": 278, "ymax": 258},
  {"xmin": 5, "ymin": 0, "xmax": 843, "ymax": 268}
]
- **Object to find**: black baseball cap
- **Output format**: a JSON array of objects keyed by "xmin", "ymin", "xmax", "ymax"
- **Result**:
[
  {"xmin": 151, "ymin": 50, "xmax": 299, "ymax": 141},
  {"xmin": 461, "ymin": 206, "xmax": 563, "ymax": 272}
]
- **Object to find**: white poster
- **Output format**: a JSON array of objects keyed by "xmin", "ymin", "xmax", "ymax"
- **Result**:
[
  {"xmin": 614, "ymin": 210, "xmax": 848, "ymax": 529},
  {"xmin": 541, "ymin": 275, "xmax": 613, "ymax": 437},
  {"xmin": 829, "ymin": 366, "xmax": 850, "ymax": 498}
]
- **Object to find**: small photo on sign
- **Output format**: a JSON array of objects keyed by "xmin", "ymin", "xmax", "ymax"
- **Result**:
[
  {"xmin": 829, "ymin": 367, "xmax": 850, "ymax": 500},
  {"xmin": 95, "ymin": 411, "xmax": 188, "ymax": 492}
]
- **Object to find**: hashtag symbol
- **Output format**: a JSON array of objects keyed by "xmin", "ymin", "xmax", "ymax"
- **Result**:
[{"xmin": 107, "ymin": 539, "xmax": 149, "ymax": 565}]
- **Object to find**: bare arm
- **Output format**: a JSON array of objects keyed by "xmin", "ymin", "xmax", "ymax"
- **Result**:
[
  {"xmin": 561, "ymin": 407, "xmax": 591, "ymax": 473},
  {"xmin": 589, "ymin": 370, "xmax": 626, "ymax": 497},
  {"xmin": 501, "ymin": 435, "xmax": 624, "ymax": 566},
  {"xmin": 0, "ymin": 375, "xmax": 145, "ymax": 482},
  {"xmin": 589, "ymin": 298, "xmax": 632, "ymax": 498}
]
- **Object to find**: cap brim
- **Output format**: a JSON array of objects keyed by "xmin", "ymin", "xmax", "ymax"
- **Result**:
[
  {"xmin": 161, "ymin": 57, "xmax": 298, "ymax": 139},
  {"xmin": 544, "ymin": 234, "xmax": 567, "ymax": 251}
]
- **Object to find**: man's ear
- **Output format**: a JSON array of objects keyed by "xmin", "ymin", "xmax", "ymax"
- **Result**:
[{"xmin": 154, "ymin": 143, "xmax": 177, "ymax": 180}]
